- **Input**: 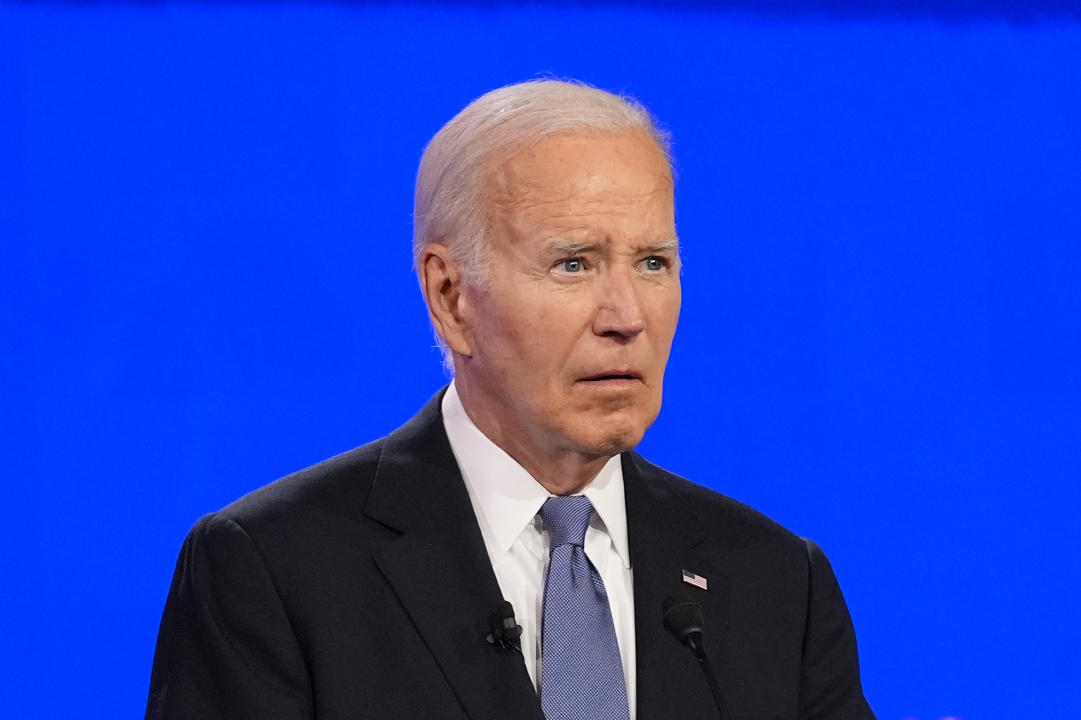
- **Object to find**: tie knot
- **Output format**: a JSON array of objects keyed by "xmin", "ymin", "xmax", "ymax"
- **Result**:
[{"xmin": 540, "ymin": 495, "xmax": 594, "ymax": 548}]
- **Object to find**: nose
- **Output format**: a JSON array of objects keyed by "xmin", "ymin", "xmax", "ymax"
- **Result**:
[{"xmin": 592, "ymin": 267, "xmax": 646, "ymax": 341}]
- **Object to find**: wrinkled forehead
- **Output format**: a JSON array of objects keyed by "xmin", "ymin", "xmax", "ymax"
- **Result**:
[
  {"xmin": 474, "ymin": 131, "xmax": 677, "ymax": 262},
  {"xmin": 483, "ymin": 129, "xmax": 673, "ymax": 212}
]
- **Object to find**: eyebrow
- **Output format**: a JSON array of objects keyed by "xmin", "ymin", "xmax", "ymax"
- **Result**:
[
  {"xmin": 639, "ymin": 238, "xmax": 682, "ymax": 255},
  {"xmin": 546, "ymin": 241, "xmax": 596, "ymax": 257},
  {"xmin": 545, "ymin": 238, "xmax": 682, "ymax": 257}
]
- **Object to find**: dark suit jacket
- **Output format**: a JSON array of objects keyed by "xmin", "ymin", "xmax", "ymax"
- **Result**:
[{"xmin": 146, "ymin": 391, "xmax": 875, "ymax": 720}]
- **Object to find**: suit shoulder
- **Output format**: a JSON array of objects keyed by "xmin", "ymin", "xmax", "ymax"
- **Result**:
[
  {"xmin": 214, "ymin": 438, "xmax": 386, "ymax": 532},
  {"xmin": 629, "ymin": 453, "xmax": 806, "ymax": 553}
]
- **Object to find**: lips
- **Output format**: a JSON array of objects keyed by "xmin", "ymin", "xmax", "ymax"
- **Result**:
[{"xmin": 580, "ymin": 370, "xmax": 642, "ymax": 382}]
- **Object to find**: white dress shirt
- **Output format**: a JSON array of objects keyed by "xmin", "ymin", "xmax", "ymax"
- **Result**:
[{"xmin": 441, "ymin": 383, "xmax": 637, "ymax": 718}]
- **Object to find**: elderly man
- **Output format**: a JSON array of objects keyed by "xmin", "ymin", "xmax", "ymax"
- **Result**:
[{"xmin": 146, "ymin": 80, "xmax": 875, "ymax": 720}]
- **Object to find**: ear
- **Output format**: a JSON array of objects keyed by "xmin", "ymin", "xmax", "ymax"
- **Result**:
[{"xmin": 420, "ymin": 243, "xmax": 473, "ymax": 357}]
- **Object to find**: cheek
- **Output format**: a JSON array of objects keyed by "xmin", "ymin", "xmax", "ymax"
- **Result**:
[
  {"xmin": 647, "ymin": 291, "xmax": 681, "ymax": 338},
  {"xmin": 519, "ymin": 320, "xmax": 574, "ymax": 372},
  {"xmin": 516, "ymin": 295, "xmax": 592, "ymax": 354},
  {"xmin": 480, "ymin": 302, "xmax": 560, "ymax": 376}
]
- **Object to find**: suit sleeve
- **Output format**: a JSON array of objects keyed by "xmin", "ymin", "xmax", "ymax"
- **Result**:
[
  {"xmin": 799, "ymin": 539, "xmax": 877, "ymax": 720},
  {"xmin": 145, "ymin": 512, "xmax": 313, "ymax": 720}
]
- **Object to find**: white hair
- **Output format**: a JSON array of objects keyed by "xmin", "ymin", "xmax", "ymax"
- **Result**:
[{"xmin": 413, "ymin": 78, "xmax": 672, "ymax": 281}]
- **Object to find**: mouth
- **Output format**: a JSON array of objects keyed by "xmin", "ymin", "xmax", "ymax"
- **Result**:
[{"xmin": 580, "ymin": 371, "xmax": 643, "ymax": 383}]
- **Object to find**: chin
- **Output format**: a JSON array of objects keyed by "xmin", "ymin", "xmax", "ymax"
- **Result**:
[{"xmin": 571, "ymin": 416, "xmax": 650, "ymax": 457}]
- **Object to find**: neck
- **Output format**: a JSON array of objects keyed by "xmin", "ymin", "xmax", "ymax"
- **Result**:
[
  {"xmin": 453, "ymin": 379, "xmax": 614, "ymax": 496},
  {"xmin": 517, "ymin": 450, "xmax": 612, "ymax": 496}
]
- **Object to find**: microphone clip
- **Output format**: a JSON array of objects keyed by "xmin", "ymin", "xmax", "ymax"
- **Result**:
[{"xmin": 486, "ymin": 601, "xmax": 523, "ymax": 652}]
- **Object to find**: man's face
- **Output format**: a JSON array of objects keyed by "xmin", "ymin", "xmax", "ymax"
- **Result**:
[{"xmin": 456, "ymin": 129, "xmax": 681, "ymax": 465}]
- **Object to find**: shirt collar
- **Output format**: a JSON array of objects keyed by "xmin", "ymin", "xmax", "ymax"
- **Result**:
[
  {"xmin": 441, "ymin": 382, "xmax": 631, "ymax": 569},
  {"xmin": 580, "ymin": 453, "xmax": 631, "ymax": 569}
]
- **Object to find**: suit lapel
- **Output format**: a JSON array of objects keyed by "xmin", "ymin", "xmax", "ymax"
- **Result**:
[
  {"xmin": 361, "ymin": 394, "xmax": 731, "ymax": 719},
  {"xmin": 364, "ymin": 392, "xmax": 544, "ymax": 720},
  {"xmin": 623, "ymin": 453, "xmax": 731, "ymax": 720}
]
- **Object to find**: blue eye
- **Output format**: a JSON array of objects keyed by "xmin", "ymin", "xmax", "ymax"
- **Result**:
[
  {"xmin": 642, "ymin": 256, "xmax": 668, "ymax": 272},
  {"xmin": 560, "ymin": 258, "xmax": 584, "ymax": 273}
]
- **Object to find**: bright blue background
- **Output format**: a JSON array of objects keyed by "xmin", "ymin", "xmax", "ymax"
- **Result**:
[{"xmin": 2, "ymin": 3, "xmax": 1079, "ymax": 719}]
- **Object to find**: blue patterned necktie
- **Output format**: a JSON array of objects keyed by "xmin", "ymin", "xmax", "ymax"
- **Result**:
[{"xmin": 539, "ymin": 496, "xmax": 631, "ymax": 720}]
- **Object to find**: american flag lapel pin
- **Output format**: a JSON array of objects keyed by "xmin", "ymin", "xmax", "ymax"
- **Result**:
[{"xmin": 681, "ymin": 569, "xmax": 708, "ymax": 591}]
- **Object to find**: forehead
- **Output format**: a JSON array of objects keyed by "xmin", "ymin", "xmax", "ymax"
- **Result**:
[{"xmin": 485, "ymin": 130, "xmax": 674, "ymax": 221}]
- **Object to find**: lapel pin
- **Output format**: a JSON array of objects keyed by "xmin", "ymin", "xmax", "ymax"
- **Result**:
[{"xmin": 681, "ymin": 569, "xmax": 708, "ymax": 591}]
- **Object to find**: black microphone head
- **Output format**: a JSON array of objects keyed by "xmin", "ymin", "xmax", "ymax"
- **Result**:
[
  {"xmin": 664, "ymin": 596, "xmax": 726, "ymax": 717},
  {"xmin": 663, "ymin": 593, "xmax": 705, "ymax": 645}
]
